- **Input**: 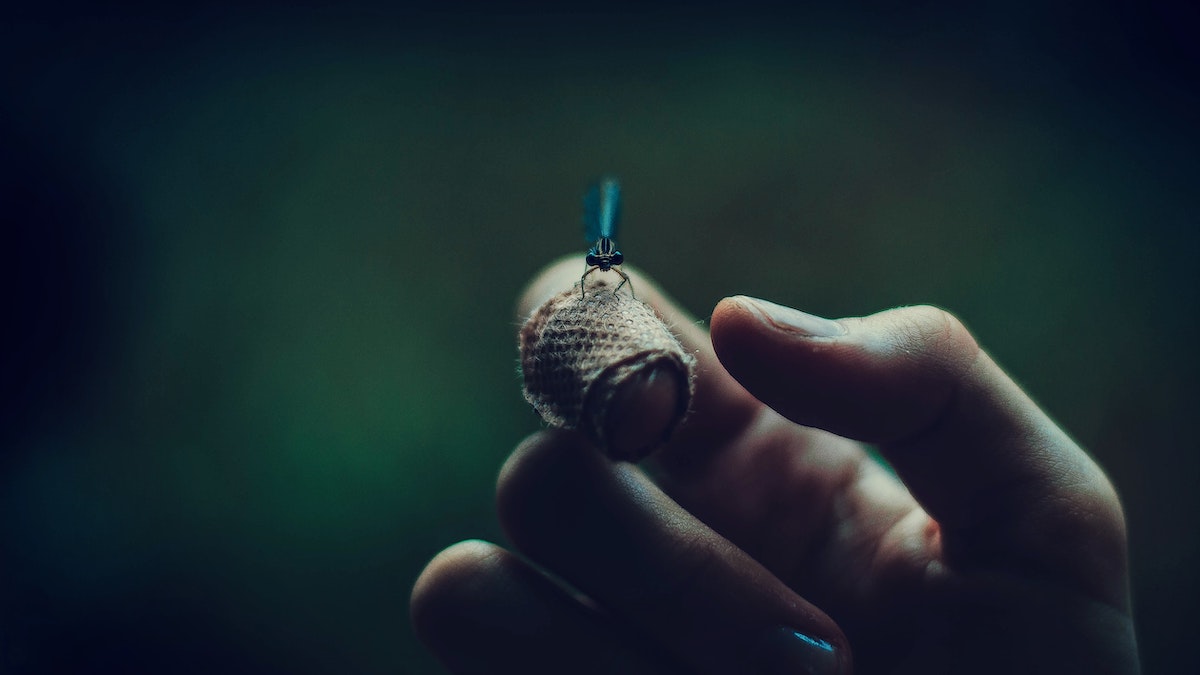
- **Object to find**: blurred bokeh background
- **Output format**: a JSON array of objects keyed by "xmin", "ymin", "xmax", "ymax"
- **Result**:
[{"xmin": 2, "ymin": 2, "xmax": 1196, "ymax": 673}]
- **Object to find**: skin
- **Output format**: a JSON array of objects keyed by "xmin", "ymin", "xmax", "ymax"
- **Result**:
[{"xmin": 411, "ymin": 258, "xmax": 1139, "ymax": 674}]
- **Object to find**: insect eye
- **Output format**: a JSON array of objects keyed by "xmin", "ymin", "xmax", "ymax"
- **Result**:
[
  {"xmin": 612, "ymin": 252, "xmax": 624, "ymax": 265},
  {"xmin": 586, "ymin": 253, "xmax": 599, "ymax": 266}
]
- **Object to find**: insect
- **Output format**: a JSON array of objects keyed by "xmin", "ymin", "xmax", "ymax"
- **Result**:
[{"xmin": 580, "ymin": 177, "xmax": 633, "ymax": 299}]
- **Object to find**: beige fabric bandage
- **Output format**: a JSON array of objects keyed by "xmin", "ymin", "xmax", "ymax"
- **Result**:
[{"xmin": 519, "ymin": 279, "xmax": 696, "ymax": 461}]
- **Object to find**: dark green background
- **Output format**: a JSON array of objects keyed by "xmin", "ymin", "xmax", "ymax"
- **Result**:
[{"xmin": 3, "ymin": 3, "xmax": 1196, "ymax": 673}]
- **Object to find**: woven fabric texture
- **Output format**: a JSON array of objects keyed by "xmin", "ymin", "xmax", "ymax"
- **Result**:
[{"xmin": 519, "ymin": 279, "xmax": 695, "ymax": 458}]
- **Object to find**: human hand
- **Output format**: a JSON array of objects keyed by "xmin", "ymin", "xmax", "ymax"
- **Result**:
[{"xmin": 411, "ymin": 259, "xmax": 1139, "ymax": 674}]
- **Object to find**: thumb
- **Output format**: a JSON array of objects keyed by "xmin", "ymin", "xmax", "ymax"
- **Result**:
[
  {"xmin": 712, "ymin": 298, "xmax": 976, "ymax": 447},
  {"xmin": 710, "ymin": 296, "xmax": 1128, "ymax": 607}
]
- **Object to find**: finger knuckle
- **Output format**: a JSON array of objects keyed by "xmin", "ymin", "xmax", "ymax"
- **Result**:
[{"xmin": 889, "ymin": 305, "xmax": 980, "ymax": 377}]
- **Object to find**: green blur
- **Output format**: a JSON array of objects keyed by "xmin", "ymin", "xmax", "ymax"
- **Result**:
[{"xmin": 3, "ymin": 7, "xmax": 1196, "ymax": 674}]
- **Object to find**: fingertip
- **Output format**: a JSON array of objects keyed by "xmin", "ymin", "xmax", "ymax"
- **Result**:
[
  {"xmin": 514, "ymin": 266, "xmax": 766, "ymax": 477},
  {"xmin": 518, "ymin": 271, "xmax": 696, "ymax": 461},
  {"xmin": 410, "ymin": 539, "xmax": 505, "ymax": 639},
  {"xmin": 709, "ymin": 295, "xmax": 768, "ymax": 358},
  {"xmin": 712, "ymin": 295, "xmax": 748, "ymax": 318},
  {"xmin": 710, "ymin": 297, "xmax": 769, "ymax": 367},
  {"xmin": 498, "ymin": 430, "xmax": 596, "ymax": 489},
  {"xmin": 710, "ymin": 295, "xmax": 754, "ymax": 334},
  {"xmin": 411, "ymin": 537, "xmax": 669, "ymax": 674},
  {"xmin": 496, "ymin": 430, "xmax": 573, "ymax": 500},
  {"xmin": 496, "ymin": 430, "xmax": 602, "ymax": 549}
]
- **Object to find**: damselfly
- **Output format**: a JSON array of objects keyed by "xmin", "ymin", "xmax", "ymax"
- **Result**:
[{"xmin": 580, "ymin": 177, "xmax": 633, "ymax": 298}]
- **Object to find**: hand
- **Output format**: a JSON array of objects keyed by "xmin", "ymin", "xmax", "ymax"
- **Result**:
[{"xmin": 411, "ymin": 259, "xmax": 1139, "ymax": 674}]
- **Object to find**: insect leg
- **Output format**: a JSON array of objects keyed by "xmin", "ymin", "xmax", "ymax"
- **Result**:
[
  {"xmin": 613, "ymin": 267, "xmax": 634, "ymax": 299},
  {"xmin": 580, "ymin": 264, "xmax": 598, "ymax": 299}
]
